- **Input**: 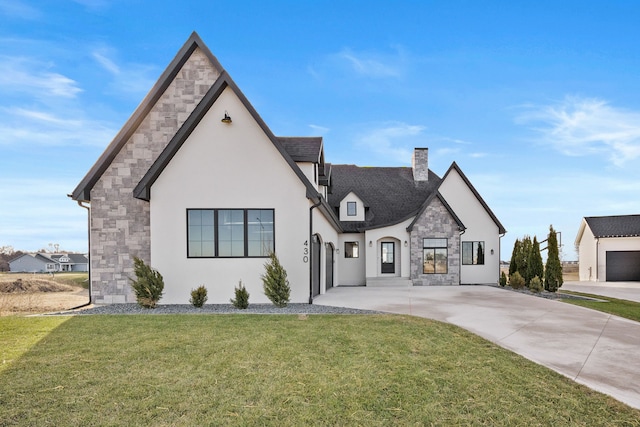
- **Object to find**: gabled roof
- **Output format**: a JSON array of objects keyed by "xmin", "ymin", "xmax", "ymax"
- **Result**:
[
  {"xmin": 327, "ymin": 165, "xmax": 442, "ymax": 232},
  {"xmin": 407, "ymin": 191, "xmax": 465, "ymax": 232},
  {"xmin": 279, "ymin": 137, "xmax": 323, "ymax": 163},
  {"xmin": 71, "ymin": 32, "xmax": 224, "ymax": 202},
  {"xmin": 439, "ymin": 162, "xmax": 507, "ymax": 235},
  {"xmin": 584, "ymin": 215, "xmax": 640, "ymax": 238}
]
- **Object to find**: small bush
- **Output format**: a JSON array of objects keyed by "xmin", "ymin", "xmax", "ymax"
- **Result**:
[
  {"xmin": 262, "ymin": 252, "xmax": 290, "ymax": 307},
  {"xmin": 230, "ymin": 281, "xmax": 249, "ymax": 309},
  {"xmin": 499, "ymin": 272, "xmax": 507, "ymax": 287},
  {"xmin": 130, "ymin": 257, "xmax": 164, "ymax": 308},
  {"xmin": 509, "ymin": 271, "xmax": 525, "ymax": 290},
  {"xmin": 190, "ymin": 285, "xmax": 208, "ymax": 308},
  {"xmin": 529, "ymin": 276, "xmax": 543, "ymax": 293}
]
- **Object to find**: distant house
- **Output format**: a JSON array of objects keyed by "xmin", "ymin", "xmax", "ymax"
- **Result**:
[
  {"xmin": 575, "ymin": 215, "xmax": 640, "ymax": 281},
  {"xmin": 70, "ymin": 32, "xmax": 505, "ymax": 305},
  {"xmin": 8, "ymin": 253, "xmax": 89, "ymax": 273}
]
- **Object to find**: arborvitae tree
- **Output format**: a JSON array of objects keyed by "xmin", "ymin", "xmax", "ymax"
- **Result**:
[
  {"xmin": 477, "ymin": 243, "xmax": 485, "ymax": 265},
  {"xmin": 130, "ymin": 257, "xmax": 164, "ymax": 308},
  {"xmin": 545, "ymin": 225, "xmax": 563, "ymax": 292},
  {"xmin": 527, "ymin": 236, "xmax": 544, "ymax": 285},
  {"xmin": 519, "ymin": 236, "xmax": 532, "ymax": 284},
  {"xmin": 509, "ymin": 239, "xmax": 521, "ymax": 276},
  {"xmin": 262, "ymin": 252, "xmax": 290, "ymax": 307}
]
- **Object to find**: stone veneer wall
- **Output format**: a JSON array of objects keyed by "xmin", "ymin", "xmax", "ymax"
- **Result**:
[
  {"xmin": 410, "ymin": 197, "xmax": 460, "ymax": 285},
  {"xmin": 89, "ymin": 48, "xmax": 221, "ymax": 303}
]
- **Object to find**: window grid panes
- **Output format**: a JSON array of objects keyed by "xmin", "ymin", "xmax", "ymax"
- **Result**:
[
  {"xmin": 462, "ymin": 241, "xmax": 485, "ymax": 265},
  {"xmin": 187, "ymin": 209, "xmax": 274, "ymax": 258},
  {"xmin": 423, "ymin": 238, "xmax": 448, "ymax": 274},
  {"xmin": 345, "ymin": 242, "xmax": 359, "ymax": 258},
  {"xmin": 347, "ymin": 201, "xmax": 357, "ymax": 216}
]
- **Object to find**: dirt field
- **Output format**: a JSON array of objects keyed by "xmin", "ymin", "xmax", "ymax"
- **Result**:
[
  {"xmin": 0, "ymin": 272, "xmax": 90, "ymax": 316},
  {"xmin": 500, "ymin": 263, "xmax": 579, "ymax": 282}
]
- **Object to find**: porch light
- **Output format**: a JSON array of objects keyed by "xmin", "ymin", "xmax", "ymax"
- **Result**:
[
  {"xmin": 221, "ymin": 111, "xmax": 232, "ymax": 123},
  {"xmin": 404, "ymin": 240, "xmax": 408, "ymax": 247},
  {"xmin": 369, "ymin": 241, "xmax": 372, "ymax": 247}
]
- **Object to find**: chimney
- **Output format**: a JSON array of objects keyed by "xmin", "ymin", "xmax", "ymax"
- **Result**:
[{"xmin": 412, "ymin": 148, "xmax": 429, "ymax": 182}]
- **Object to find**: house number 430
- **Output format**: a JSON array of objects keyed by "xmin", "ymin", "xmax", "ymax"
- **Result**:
[{"xmin": 303, "ymin": 240, "xmax": 309, "ymax": 263}]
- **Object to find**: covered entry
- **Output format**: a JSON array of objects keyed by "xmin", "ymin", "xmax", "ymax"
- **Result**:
[{"xmin": 606, "ymin": 251, "xmax": 640, "ymax": 281}]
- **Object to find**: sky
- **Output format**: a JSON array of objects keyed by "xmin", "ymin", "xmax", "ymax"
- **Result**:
[{"xmin": 1, "ymin": 0, "xmax": 640, "ymax": 260}]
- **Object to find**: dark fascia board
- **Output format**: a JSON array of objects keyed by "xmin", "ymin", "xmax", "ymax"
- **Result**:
[
  {"xmin": 71, "ymin": 31, "xmax": 223, "ymax": 201},
  {"xmin": 406, "ymin": 191, "xmax": 466, "ymax": 232},
  {"xmin": 439, "ymin": 161, "xmax": 507, "ymax": 235},
  {"xmin": 132, "ymin": 68, "xmax": 343, "ymax": 234}
]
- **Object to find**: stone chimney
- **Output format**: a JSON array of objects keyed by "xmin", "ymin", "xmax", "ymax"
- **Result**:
[{"xmin": 412, "ymin": 148, "xmax": 429, "ymax": 182}]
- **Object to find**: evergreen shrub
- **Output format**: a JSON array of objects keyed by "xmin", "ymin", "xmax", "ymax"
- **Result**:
[
  {"xmin": 529, "ymin": 276, "xmax": 543, "ymax": 293},
  {"xmin": 130, "ymin": 257, "xmax": 164, "ymax": 308},
  {"xmin": 499, "ymin": 272, "xmax": 507, "ymax": 287},
  {"xmin": 190, "ymin": 285, "xmax": 208, "ymax": 308},
  {"xmin": 509, "ymin": 271, "xmax": 525, "ymax": 289},
  {"xmin": 230, "ymin": 281, "xmax": 249, "ymax": 309},
  {"xmin": 262, "ymin": 252, "xmax": 290, "ymax": 307}
]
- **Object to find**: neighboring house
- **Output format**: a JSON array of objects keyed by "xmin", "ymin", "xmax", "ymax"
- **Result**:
[
  {"xmin": 70, "ymin": 32, "xmax": 505, "ymax": 305},
  {"xmin": 9, "ymin": 253, "xmax": 89, "ymax": 273},
  {"xmin": 575, "ymin": 215, "xmax": 640, "ymax": 281}
]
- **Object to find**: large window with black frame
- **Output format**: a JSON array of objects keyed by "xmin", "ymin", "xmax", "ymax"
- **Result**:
[{"xmin": 423, "ymin": 238, "xmax": 447, "ymax": 274}]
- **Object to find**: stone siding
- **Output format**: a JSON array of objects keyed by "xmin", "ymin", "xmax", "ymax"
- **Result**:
[
  {"xmin": 89, "ymin": 48, "xmax": 221, "ymax": 303},
  {"xmin": 410, "ymin": 197, "xmax": 460, "ymax": 285}
]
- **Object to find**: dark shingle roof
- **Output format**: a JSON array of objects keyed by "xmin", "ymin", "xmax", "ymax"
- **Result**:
[
  {"xmin": 327, "ymin": 165, "xmax": 441, "ymax": 232},
  {"xmin": 585, "ymin": 215, "xmax": 640, "ymax": 238},
  {"xmin": 279, "ymin": 137, "xmax": 323, "ymax": 163}
]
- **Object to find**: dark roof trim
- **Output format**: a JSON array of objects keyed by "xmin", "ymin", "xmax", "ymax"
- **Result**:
[
  {"xmin": 407, "ymin": 192, "xmax": 465, "ymax": 232},
  {"xmin": 440, "ymin": 162, "xmax": 506, "ymax": 234},
  {"xmin": 71, "ymin": 31, "xmax": 223, "ymax": 201}
]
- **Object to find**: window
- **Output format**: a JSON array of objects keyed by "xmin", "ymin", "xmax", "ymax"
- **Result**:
[
  {"xmin": 187, "ymin": 209, "xmax": 274, "ymax": 258},
  {"xmin": 462, "ymin": 241, "xmax": 485, "ymax": 265},
  {"xmin": 423, "ymin": 238, "xmax": 447, "ymax": 274},
  {"xmin": 347, "ymin": 201, "xmax": 357, "ymax": 216},
  {"xmin": 344, "ymin": 242, "xmax": 359, "ymax": 258}
]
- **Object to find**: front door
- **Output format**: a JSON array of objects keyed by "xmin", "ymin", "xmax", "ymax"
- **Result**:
[{"xmin": 381, "ymin": 242, "xmax": 395, "ymax": 274}]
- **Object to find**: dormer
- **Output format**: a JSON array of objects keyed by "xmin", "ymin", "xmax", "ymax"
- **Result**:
[
  {"xmin": 339, "ymin": 192, "xmax": 366, "ymax": 221},
  {"xmin": 279, "ymin": 137, "xmax": 325, "ymax": 191}
]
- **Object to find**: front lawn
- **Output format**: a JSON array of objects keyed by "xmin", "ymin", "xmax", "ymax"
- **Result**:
[
  {"xmin": 1, "ymin": 315, "xmax": 638, "ymax": 426},
  {"xmin": 560, "ymin": 290, "xmax": 640, "ymax": 322}
]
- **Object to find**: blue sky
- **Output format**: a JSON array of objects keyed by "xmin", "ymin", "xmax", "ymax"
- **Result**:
[{"xmin": 1, "ymin": 1, "xmax": 640, "ymax": 260}]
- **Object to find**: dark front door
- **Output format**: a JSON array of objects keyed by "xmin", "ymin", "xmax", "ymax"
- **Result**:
[{"xmin": 381, "ymin": 242, "xmax": 395, "ymax": 274}]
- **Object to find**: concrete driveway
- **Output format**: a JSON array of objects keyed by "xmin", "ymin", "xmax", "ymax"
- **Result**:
[
  {"xmin": 563, "ymin": 280, "xmax": 640, "ymax": 303},
  {"xmin": 313, "ymin": 285, "xmax": 640, "ymax": 409}
]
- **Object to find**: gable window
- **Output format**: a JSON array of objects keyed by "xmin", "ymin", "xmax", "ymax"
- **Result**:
[
  {"xmin": 347, "ymin": 201, "xmax": 357, "ymax": 216},
  {"xmin": 462, "ymin": 241, "xmax": 485, "ymax": 265},
  {"xmin": 344, "ymin": 242, "xmax": 359, "ymax": 258},
  {"xmin": 423, "ymin": 238, "xmax": 447, "ymax": 274},
  {"xmin": 187, "ymin": 209, "xmax": 274, "ymax": 258}
]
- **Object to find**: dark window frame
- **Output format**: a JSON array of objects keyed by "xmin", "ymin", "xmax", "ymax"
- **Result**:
[
  {"xmin": 462, "ymin": 241, "xmax": 485, "ymax": 265},
  {"xmin": 344, "ymin": 241, "xmax": 359, "ymax": 258},
  {"xmin": 423, "ymin": 238, "xmax": 448, "ymax": 274},
  {"xmin": 346, "ymin": 201, "xmax": 357, "ymax": 216},
  {"xmin": 187, "ymin": 208, "xmax": 274, "ymax": 259}
]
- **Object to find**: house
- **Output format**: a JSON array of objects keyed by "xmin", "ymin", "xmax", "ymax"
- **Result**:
[
  {"xmin": 70, "ymin": 32, "xmax": 505, "ymax": 305},
  {"xmin": 575, "ymin": 215, "xmax": 640, "ymax": 281},
  {"xmin": 9, "ymin": 253, "xmax": 89, "ymax": 273}
]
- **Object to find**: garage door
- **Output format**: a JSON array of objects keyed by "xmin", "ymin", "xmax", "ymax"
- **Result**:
[{"xmin": 606, "ymin": 251, "xmax": 640, "ymax": 281}]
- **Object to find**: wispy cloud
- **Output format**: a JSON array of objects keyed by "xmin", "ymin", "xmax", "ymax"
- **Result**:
[
  {"xmin": 516, "ymin": 96, "xmax": 640, "ymax": 166},
  {"xmin": 0, "ymin": 56, "xmax": 82, "ymax": 98},
  {"xmin": 355, "ymin": 122, "xmax": 426, "ymax": 163},
  {"xmin": 91, "ymin": 46, "xmax": 156, "ymax": 96},
  {"xmin": 0, "ymin": 0, "xmax": 41, "ymax": 20},
  {"xmin": 337, "ymin": 48, "xmax": 404, "ymax": 78},
  {"xmin": 309, "ymin": 124, "xmax": 330, "ymax": 134}
]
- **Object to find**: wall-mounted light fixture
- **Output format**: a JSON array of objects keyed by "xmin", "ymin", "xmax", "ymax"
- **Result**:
[
  {"xmin": 369, "ymin": 241, "xmax": 372, "ymax": 247},
  {"xmin": 221, "ymin": 111, "xmax": 232, "ymax": 124},
  {"xmin": 336, "ymin": 248, "xmax": 340, "ymax": 254},
  {"xmin": 404, "ymin": 240, "xmax": 408, "ymax": 247},
  {"xmin": 491, "ymin": 249, "xmax": 494, "ymax": 255}
]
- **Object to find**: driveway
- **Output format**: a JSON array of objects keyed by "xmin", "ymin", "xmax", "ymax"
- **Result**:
[
  {"xmin": 563, "ymin": 280, "xmax": 640, "ymax": 303},
  {"xmin": 313, "ymin": 285, "xmax": 640, "ymax": 409}
]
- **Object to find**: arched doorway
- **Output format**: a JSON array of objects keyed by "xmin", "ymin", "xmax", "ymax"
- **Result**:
[
  {"xmin": 325, "ymin": 243, "xmax": 334, "ymax": 289},
  {"xmin": 312, "ymin": 234, "xmax": 321, "ymax": 297}
]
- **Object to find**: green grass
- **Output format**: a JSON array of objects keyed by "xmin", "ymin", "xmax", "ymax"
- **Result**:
[
  {"xmin": 560, "ymin": 291, "xmax": 640, "ymax": 322},
  {"xmin": 1, "ymin": 315, "xmax": 638, "ymax": 426}
]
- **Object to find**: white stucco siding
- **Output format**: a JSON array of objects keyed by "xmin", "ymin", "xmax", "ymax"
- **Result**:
[
  {"xmin": 338, "ymin": 233, "xmax": 366, "ymax": 285},
  {"xmin": 439, "ymin": 168, "xmax": 501, "ymax": 284},
  {"xmin": 150, "ymin": 87, "xmax": 311, "ymax": 304},
  {"xmin": 339, "ymin": 192, "xmax": 366, "ymax": 221},
  {"xmin": 598, "ymin": 236, "xmax": 640, "ymax": 281},
  {"xmin": 577, "ymin": 224, "xmax": 597, "ymax": 281},
  {"xmin": 364, "ymin": 219, "xmax": 412, "ymax": 279}
]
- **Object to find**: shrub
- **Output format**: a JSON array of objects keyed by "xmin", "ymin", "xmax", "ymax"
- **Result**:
[
  {"xmin": 509, "ymin": 271, "xmax": 525, "ymax": 290},
  {"xmin": 499, "ymin": 272, "xmax": 507, "ymax": 287},
  {"xmin": 529, "ymin": 276, "xmax": 543, "ymax": 293},
  {"xmin": 230, "ymin": 281, "xmax": 249, "ymax": 309},
  {"xmin": 262, "ymin": 252, "xmax": 290, "ymax": 307},
  {"xmin": 130, "ymin": 257, "xmax": 164, "ymax": 308},
  {"xmin": 545, "ymin": 225, "xmax": 563, "ymax": 293},
  {"xmin": 190, "ymin": 285, "xmax": 208, "ymax": 308}
]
